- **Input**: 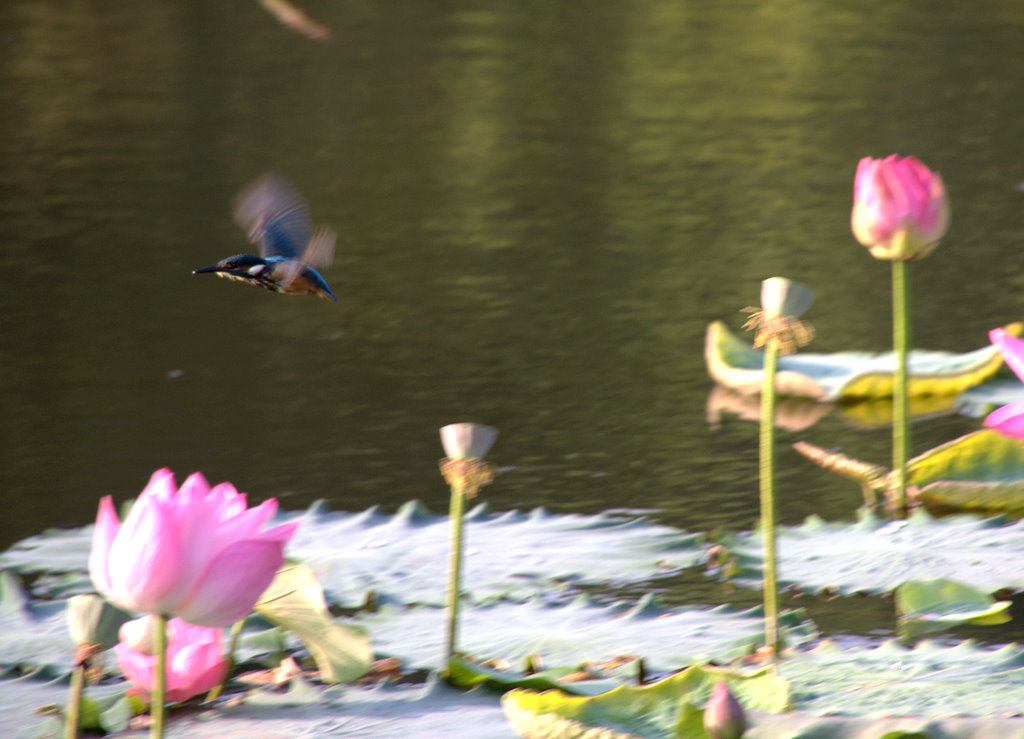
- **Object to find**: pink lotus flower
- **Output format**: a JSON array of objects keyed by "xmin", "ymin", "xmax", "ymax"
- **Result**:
[
  {"xmin": 116, "ymin": 616, "xmax": 227, "ymax": 703},
  {"xmin": 89, "ymin": 468, "xmax": 298, "ymax": 627},
  {"xmin": 851, "ymin": 154, "xmax": 950, "ymax": 260},
  {"xmin": 984, "ymin": 328, "xmax": 1024, "ymax": 439}
]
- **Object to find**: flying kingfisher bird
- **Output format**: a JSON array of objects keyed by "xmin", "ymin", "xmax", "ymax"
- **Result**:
[{"xmin": 193, "ymin": 172, "xmax": 337, "ymax": 301}]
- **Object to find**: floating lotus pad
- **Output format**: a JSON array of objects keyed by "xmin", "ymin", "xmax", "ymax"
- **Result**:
[
  {"xmin": 353, "ymin": 595, "xmax": 816, "ymax": 676},
  {"xmin": 503, "ymin": 641, "xmax": 1024, "ymax": 737},
  {"xmin": 282, "ymin": 501, "xmax": 705, "ymax": 607},
  {"xmin": 0, "ymin": 572, "xmax": 75, "ymax": 676},
  {"xmin": 0, "ymin": 501, "xmax": 705, "ymax": 609},
  {"xmin": 704, "ymin": 320, "xmax": 1020, "ymax": 401},
  {"xmin": 715, "ymin": 509, "xmax": 1024, "ymax": 596},
  {"xmin": 502, "ymin": 664, "xmax": 790, "ymax": 738}
]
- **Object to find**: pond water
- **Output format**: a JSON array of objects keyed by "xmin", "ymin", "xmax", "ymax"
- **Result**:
[{"xmin": 3, "ymin": 1, "xmax": 1024, "ymax": 637}]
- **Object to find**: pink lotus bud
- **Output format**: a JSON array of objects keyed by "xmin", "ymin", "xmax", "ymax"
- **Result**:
[
  {"xmin": 89, "ymin": 468, "xmax": 299, "ymax": 627},
  {"xmin": 704, "ymin": 680, "xmax": 747, "ymax": 739},
  {"xmin": 115, "ymin": 617, "xmax": 228, "ymax": 703},
  {"xmin": 851, "ymin": 154, "xmax": 950, "ymax": 260},
  {"xmin": 985, "ymin": 328, "xmax": 1024, "ymax": 439}
]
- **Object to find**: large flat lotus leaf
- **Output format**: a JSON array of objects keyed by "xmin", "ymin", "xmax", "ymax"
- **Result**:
[
  {"xmin": 0, "ymin": 572, "xmax": 75, "ymax": 677},
  {"xmin": 0, "ymin": 502, "xmax": 703, "ymax": 608},
  {"xmin": 502, "ymin": 664, "xmax": 789, "ymax": 738},
  {"xmin": 281, "ymin": 501, "xmax": 704, "ymax": 607},
  {"xmin": 717, "ymin": 509, "xmax": 1024, "ymax": 595},
  {"xmin": 0, "ymin": 674, "xmax": 521, "ymax": 739},
  {"xmin": 352, "ymin": 595, "xmax": 816, "ymax": 674},
  {"xmin": 704, "ymin": 320, "xmax": 1017, "ymax": 401},
  {"xmin": 179, "ymin": 677, "xmax": 520, "ymax": 739},
  {"xmin": 0, "ymin": 526, "xmax": 93, "ymax": 591},
  {"xmin": 743, "ymin": 713, "xmax": 1024, "ymax": 739},
  {"xmin": 504, "ymin": 643, "xmax": 1024, "ymax": 738},
  {"xmin": 779, "ymin": 639, "xmax": 1024, "ymax": 718},
  {"xmin": 0, "ymin": 674, "xmax": 136, "ymax": 739}
]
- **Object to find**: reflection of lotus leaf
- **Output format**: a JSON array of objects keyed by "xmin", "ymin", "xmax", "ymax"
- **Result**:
[{"xmin": 704, "ymin": 320, "xmax": 1020, "ymax": 401}]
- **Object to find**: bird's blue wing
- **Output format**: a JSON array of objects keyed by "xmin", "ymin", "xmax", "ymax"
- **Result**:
[{"xmin": 233, "ymin": 173, "xmax": 312, "ymax": 260}]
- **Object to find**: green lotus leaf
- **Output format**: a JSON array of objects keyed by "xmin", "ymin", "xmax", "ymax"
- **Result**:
[
  {"xmin": 501, "ymin": 664, "xmax": 789, "ymax": 738},
  {"xmin": 284, "ymin": 501, "xmax": 704, "ymax": 607},
  {"xmin": 704, "ymin": 321, "xmax": 1019, "ymax": 401},
  {"xmin": 254, "ymin": 562, "xmax": 373, "ymax": 683},
  {"xmin": 0, "ymin": 502, "xmax": 703, "ymax": 609},
  {"xmin": 745, "ymin": 713, "xmax": 1024, "ymax": 738},
  {"xmin": 0, "ymin": 571, "xmax": 76, "ymax": 676},
  {"xmin": 778, "ymin": 639, "xmax": 1024, "ymax": 719},
  {"xmin": 714, "ymin": 509, "xmax": 1024, "ymax": 595},
  {"xmin": 447, "ymin": 653, "xmax": 620, "ymax": 697},
  {"xmin": 895, "ymin": 579, "xmax": 1011, "ymax": 640},
  {"xmin": 184, "ymin": 676, "xmax": 518, "ymax": 737},
  {"xmin": 795, "ymin": 430, "xmax": 1024, "ymax": 517},
  {"xmin": 353, "ymin": 595, "xmax": 816, "ymax": 675}
]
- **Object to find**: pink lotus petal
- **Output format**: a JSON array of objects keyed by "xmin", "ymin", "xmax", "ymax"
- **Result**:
[
  {"xmin": 985, "ymin": 401, "xmax": 1024, "ymax": 440},
  {"xmin": 88, "ymin": 496, "xmax": 122, "ymax": 597},
  {"xmin": 176, "ymin": 539, "xmax": 287, "ymax": 627},
  {"xmin": 142, "ymin": 468, "xmax": 179, "ymax": 503},
  {"xmin": 991, "ymin": 328, "xmax": 1024, "ymax": 385},
  {"xmin": 105, "ymin": 494, "xmax": 185, "ymax": 613}
]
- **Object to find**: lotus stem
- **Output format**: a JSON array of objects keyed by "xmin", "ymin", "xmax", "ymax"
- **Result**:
[
  {"xmin": 444, "ymin": 477, "xmax": 467, "ymax": 661},
  {"xmin": 64, "ymin": 657, "xmax": 86, "ymax": 739},
  {"xmin": 892, "ymin": 258, "xmax": 910, "ymax": 518},
  {"xmin": 151, "ymin": 614, "xmax": 167, "ymax": 739},
  {"xmin": 760, "ymin": 336, "xmax": 780, "ymax": 654},
  {"xmin": 205, "ymin": 618, "xmax": 245, "ymax": 703}
]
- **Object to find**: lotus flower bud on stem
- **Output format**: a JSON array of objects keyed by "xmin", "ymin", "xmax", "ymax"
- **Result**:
[
  {"xmin": 115, "ymin": 617, "xmax": 228, "ymax": 704},
  {"xmin": 851, "ymin": 154, "xmax": 950, "ymax": 261},
  {"xmin": 704, "ymin": 680, "xmax": 747, "ymax": 739}
]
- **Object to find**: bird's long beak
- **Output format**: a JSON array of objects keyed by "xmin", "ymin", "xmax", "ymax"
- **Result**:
[{"xmin": 193, "ymin": 265, "xmax": 224, "ymax": 274}]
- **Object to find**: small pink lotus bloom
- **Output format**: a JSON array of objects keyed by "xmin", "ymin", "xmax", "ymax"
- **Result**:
[
  {"xmin": 984, "ymin": 328, "xmax": 1024, "ymax": 439},
  {"xmin": 851, "ymin": 154, "xmax": 950, "ymax": 261},
  {"xmin": 704, "ymin": 680, "xmax": 747, "ymax": 739},
  {"xmin": 89, "ymin": 468, "xmax": 299, "ymax": 627},
  {"xmin": 116, "ymin": 616, "xmax": 227, "ymax": 704}
]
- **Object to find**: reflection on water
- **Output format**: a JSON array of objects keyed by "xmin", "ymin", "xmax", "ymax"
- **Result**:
[{"xmin": 3, "ymin": 0, "xmax": 1024, "ymax": 589}]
